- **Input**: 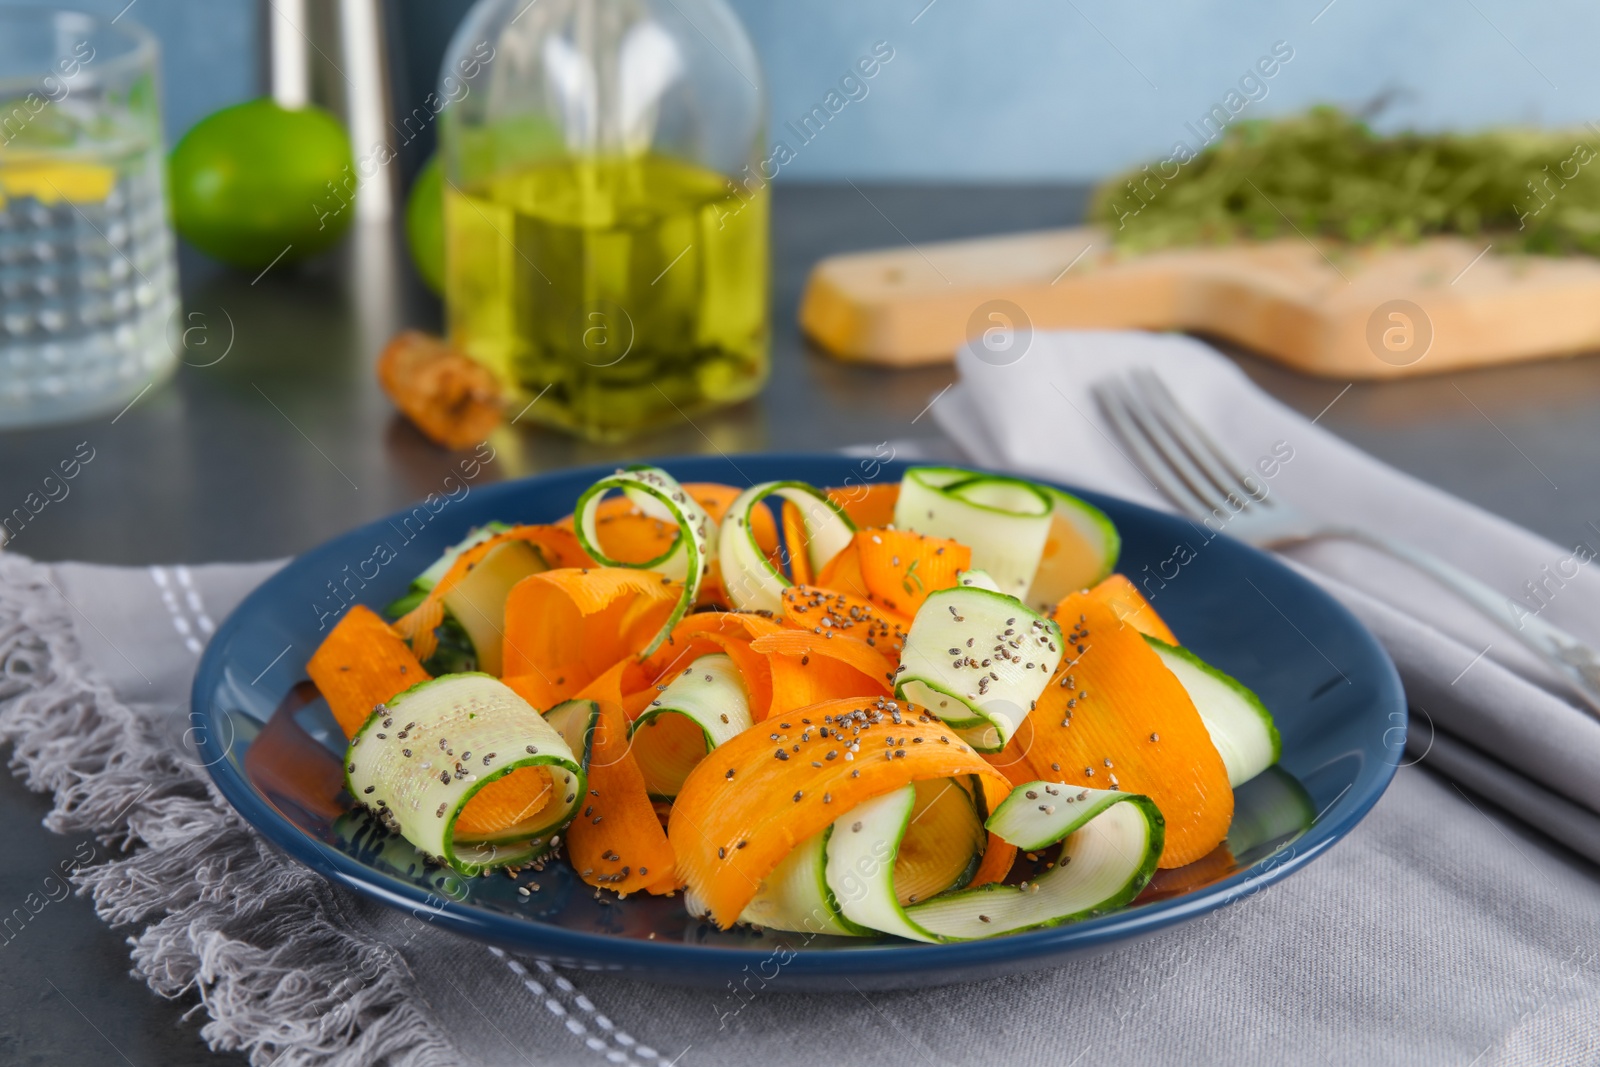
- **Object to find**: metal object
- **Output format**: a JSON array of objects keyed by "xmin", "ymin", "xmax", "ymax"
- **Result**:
[
  {"xmin": 263, "ymin": 0, "xmax": 397, "ymax": 221},
  {"xmin": 1096, "ymin": 367, "xmax": 1600, "ymax": 719}
]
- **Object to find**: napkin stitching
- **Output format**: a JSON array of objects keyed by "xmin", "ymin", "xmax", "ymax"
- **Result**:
[
  {"xmin": 150, "ymin": 565, "xmax": 204, "ymax": 655},
  {"xmin": 486, "ymin": 946, "xmax": 667, "ymax": 1066},
  {"xmin": 173, "ymin": 565, "xmax": 218, "ymax": 635},
  {"xmin": 0, "ymin": 555, "xmax": 460, "ymax": 1067}
]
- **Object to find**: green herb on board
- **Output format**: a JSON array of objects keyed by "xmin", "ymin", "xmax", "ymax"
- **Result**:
[{"xmin": 1091, "ymin": 106, "xmax": 1600, "ymax": 255}]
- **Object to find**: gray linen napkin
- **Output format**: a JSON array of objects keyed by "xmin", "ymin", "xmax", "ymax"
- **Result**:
[
  {"xmin": 2, "ymin": 523, "xmax": 1599, "ymax": 1063},
  {"xmin": 934, "ymin": 329, "xmax": 1600, "ymax": 864}
]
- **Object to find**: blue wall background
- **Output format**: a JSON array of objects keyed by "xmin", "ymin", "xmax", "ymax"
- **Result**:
[{"xmin": 9, "ymin": 0, "xmax": 1593, "ymax": 182}]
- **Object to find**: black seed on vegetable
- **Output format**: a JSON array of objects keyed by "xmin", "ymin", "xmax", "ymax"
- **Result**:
[{"xmin": 363, "ymin": 785, "xmax": 375, "ymax": 794}]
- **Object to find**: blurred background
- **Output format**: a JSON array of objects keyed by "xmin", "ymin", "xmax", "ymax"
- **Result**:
[
  {"xmin": 3, "ymin": 0, "xmax": 1600, "ymax": 566},
  {"xmin": 6, "ymin": 0, "xmax": 1592, "ymax": 183}
]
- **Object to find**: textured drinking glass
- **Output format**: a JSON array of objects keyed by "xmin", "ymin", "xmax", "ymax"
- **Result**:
[{"xmin": 0, "ymin": 8, "xmax": 179, "ymax": 428}]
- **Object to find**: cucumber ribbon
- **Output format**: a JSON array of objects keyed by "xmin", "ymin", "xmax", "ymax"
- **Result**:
[
  {"xmin": 896, "ymin": 584, "xmax": 1064, "ymax": 753},
  {"xmin": 717, "ymin": 480, "xmax": 856, "ymax": 614},
  {"xmin": 573, "ymin": 466, "xmax": 715, "ymax": 657},
  {"xmin": 738, "ymin": 779, "xmax": 1164, "ymax": 942},
  {"xmin": 345, "ymin": 674, "xmax": 597, "ymax": 875}
]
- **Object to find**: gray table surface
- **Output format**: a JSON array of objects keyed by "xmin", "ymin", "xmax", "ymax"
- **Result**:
[{"xmin": 3, "ymin": 183, "xmax": 1599, "ymax": 1065}]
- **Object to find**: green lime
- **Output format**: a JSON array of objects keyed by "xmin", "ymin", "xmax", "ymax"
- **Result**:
[
  {"xmin": 169, "ymin": 98, "xmax": 355, "ymax": 270},
  {"xmin": 406, "ymin": 154, "xmax": 445, "ymax": 294}
]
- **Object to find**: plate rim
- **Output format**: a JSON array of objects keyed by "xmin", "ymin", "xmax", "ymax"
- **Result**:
[{"xmin": 194, "ymin": 451, "xmax": 1403, "ymax": 978}]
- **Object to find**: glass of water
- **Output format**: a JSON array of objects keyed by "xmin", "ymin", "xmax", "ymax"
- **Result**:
[{"xmin": 0, "ymin": 8, "xmax": 179, "ymax": 428}]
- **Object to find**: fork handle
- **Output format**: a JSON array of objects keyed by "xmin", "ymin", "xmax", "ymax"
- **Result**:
[{"xmin": 1326, "ymin": 526, "xmax": 1600, "ymax": 717}]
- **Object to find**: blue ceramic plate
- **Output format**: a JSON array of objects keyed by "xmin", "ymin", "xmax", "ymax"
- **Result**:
[{"xmin": 195, "ymin": 454, "xmax": 1402, "ymax": 990}]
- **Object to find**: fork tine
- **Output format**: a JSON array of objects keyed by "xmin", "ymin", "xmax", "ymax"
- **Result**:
[
  {"xmin": 1092, "ymin": 378, "xmax": 1217, "ymax": 520},
  {"xmin": 1125, "ymin": 368, "xmax": 1254, "ymax": 509},
  {"xmin": 1131, "ymin": 369, "xmax": 1272, "ymax": 506},
  {"xmin": 1108, "ymin": 375, "xmax": 1244, "ymax": 519}
]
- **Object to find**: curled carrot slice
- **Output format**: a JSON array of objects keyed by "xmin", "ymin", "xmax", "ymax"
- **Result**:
[
  {"xmin": 670, "ymin": 696, "xmax": 1014, "ymax": 929},
  {"xmin": 781, "ymin": 585, "xmax": 910, "ymax": 658},
  {"xmin": 393, "ymin": 525, "xmax": 592, "ymax": 661},
  {"xmin": 999, "ymin": 594, "xmax": 1231, "ymax": 868},
  {"xmin": 307, "ymin": 605, "xmax": 428, "ymax": 738},
  {"xmin": 747, "ymin": 630, "xmax": 895, "ymax": 719},
  {"xmin": 815, "ymin": 538, "xmax": 869, "ymax": 600},
  {"xmin": 1074, "ymin": 573, "xmax": 1179, "ymax": 645},
  {"xmin": 453, "ymin": 768, "xmax": 553, "ymax": 838},
  {"xmin": 827, "ymin": 482, "xmax": 900, "ymax": 529},
  {"xmin": 501, "ymin": 568, "xmax": 682, "ymax": 704},
  {"xmin": 564, "ymin": 483, "xmax": 779, "ymax": 560},
  {"xmin": 565, "ymin": 662, "xmax": 680, "ymax": 896},
  {"xmin": 853, "ymin": 528, "xmax": 970, "ymax": 615},
  {"xmin": 815, "ymin": 529, "xmax": 970, "ymax": 617},
  {"xmin": 781, "ymin": 485, "xmax": 898, "ymax": 587},
  {"xmin": 780, "ymin": 500, "xmax": 813, "ymax": 586}
]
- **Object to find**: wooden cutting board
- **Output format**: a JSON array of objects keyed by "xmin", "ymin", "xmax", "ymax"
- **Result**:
[{"xmin": 798, "ymin": 225, "xmax": 1600, "ymax": 378}]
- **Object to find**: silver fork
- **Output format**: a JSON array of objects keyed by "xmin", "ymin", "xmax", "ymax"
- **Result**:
[{"xmin": 1095, "ymin": 367, "xmax": 1600, "ymax": 718}]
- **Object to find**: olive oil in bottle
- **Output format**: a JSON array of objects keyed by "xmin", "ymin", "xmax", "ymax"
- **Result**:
[{"xmin": 445, "ymin": 153, "xmax": 769, "ymax": 442}]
